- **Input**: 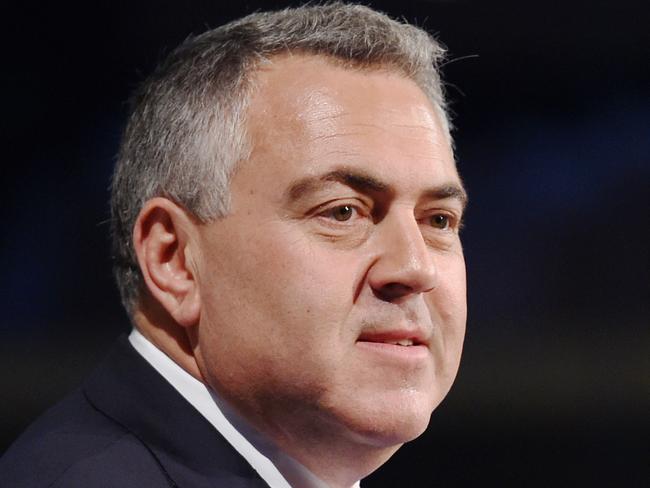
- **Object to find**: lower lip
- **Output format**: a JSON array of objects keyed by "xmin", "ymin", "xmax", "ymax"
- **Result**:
[{"xmin": 355, "ymin": 341, "xmax": 430, "ymax": 363}]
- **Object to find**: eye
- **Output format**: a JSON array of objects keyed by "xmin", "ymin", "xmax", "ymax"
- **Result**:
[
  {"xmin": 430, "ymin": 213, "xmax": 450, "ymax": 230},
  {"xmin": 327, "ymin": 205, "xmax": 355, "ymax": 222}
]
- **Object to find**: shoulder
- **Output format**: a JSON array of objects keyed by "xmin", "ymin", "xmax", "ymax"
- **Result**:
[
  {"xmin": 47, "ymin": 433, "xmax": 172, "ymax": 488},
  {"xmin": 1, "ymin": 388, "xmax": 170, "ymax": 487}
]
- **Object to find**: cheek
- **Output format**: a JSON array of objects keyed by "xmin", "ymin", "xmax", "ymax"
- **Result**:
[
  {"xmin": 428, "ymin": 253, "xmax": 467, "ymax": 362},
  {"xmin": 436, "ymin": 250, "xmax": 467, "ymax": 317},
  {"xmin": 264, "ymin": 227, "xmax": 359, "ymax": 293},
  {"xmin": 440, "ymin": 251, "xmax": 467, "ymax": 304},
  {"xmin": 205, "ymin": 226, "xmax": 359, "ymax": 349}
]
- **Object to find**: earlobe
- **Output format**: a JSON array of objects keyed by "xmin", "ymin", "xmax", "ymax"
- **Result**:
[{"xmin": 133, "ymin": 198, "xmax": 201, "ymax": 327}]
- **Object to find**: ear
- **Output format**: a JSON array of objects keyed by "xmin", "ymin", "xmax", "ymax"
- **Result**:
[{"xmin": 133, "ymin": 197, "xmax": 201, "ymax": 327}]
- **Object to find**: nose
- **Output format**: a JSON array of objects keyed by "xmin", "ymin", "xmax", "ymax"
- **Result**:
[{"xmin": 367, "ymin": 210, "xmax": 437, "ymax": 302}]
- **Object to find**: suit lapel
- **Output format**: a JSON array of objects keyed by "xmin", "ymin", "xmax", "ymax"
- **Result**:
[{"xmin": 83, "ymin": 335, "xmax": 269, "ymax": 488}]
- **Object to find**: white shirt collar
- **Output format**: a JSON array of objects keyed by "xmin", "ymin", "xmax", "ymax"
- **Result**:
[{"xmin": 128, "ymin": 329, "xmax": 361, "ymax": 488}]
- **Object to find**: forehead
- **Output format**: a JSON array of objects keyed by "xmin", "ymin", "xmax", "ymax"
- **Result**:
[{"xmin": 240, "ymin": 54, "xmax": 457, "ymax": 193}]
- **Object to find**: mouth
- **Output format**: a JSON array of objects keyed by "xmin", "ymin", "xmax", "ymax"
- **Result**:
[
  {"xmin": 355, "ymin": 330, "xmax": 430, "ymax": 362},
  {"xmin": 356, "ymin": 331, "xmax": 427, "ymax": 347}
]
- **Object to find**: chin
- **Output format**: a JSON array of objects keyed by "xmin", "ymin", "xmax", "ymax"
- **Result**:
[{"xmin": 336, "ymin": 389, "xmax": 437, "ymax": 448}]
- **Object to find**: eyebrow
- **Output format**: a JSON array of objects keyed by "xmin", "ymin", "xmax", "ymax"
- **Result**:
[
  {"xmin": 422, "ymin": 184, "xmax": 469, "ymax": 210},
  {"xmin": 287, "ymin": 169, "xmax": 388, "ymax": 201},
  {"xmin": 285, "ymin": 168, "xmax": 468, "ymax": 210}
]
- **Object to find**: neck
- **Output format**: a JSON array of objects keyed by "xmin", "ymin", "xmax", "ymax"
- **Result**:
[
  {"xmin": 132, "ymin": 293, "xmax": 204, "ymax": 382},
  {"xmin": 283, "ymin": 437, "xmax": 399, "ymax": 488},
  {"xmin": 220, "ymin": 390, "xmax": 402, "ymax": 487}
]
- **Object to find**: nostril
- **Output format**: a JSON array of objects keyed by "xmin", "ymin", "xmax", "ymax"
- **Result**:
[{"xmin": 372, "ymin": 282, "xmax": 414, "ymax": 302}]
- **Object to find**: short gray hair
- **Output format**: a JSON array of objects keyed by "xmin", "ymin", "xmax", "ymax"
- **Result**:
[{"xmin": 110, "ymin": 2, "xmax": 451, "ymax": 315}]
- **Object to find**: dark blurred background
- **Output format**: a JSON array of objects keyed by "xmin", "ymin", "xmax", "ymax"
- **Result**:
[{"xmin": 2, "ymin": 0, "xmax": 648, "ymax": 486}]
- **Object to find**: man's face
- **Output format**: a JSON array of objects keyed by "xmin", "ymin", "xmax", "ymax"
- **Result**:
[{"xmin": 191, "ymin": 56, "xmax": 466, "ymax": 453}]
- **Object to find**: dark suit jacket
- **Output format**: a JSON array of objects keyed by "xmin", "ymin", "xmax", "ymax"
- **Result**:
[{"xmin": 1, "ymin": 336, "xmax": 269, "ymax": 487}]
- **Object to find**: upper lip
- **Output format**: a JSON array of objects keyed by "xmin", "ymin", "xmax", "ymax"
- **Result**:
[{"xmin": 356, "ymin": 328, "xmax": 429, "ymax": 347}]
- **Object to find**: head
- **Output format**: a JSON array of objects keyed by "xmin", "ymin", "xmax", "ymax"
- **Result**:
[{"xmin": 111, "ymin": 3, "xmax": 466, "ymax": 485}]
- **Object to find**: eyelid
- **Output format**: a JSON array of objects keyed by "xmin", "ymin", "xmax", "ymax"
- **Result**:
[
  {"xmin": 308, "ymin": 197, "xmax": 372, "ymax": 218},
  {"xmin": 418, "ymin": 209, "xmax": 462, "ymax": 231}
]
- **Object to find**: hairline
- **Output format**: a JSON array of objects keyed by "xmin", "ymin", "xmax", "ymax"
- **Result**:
[{"xmin": 231, "ymin": 50, "xmax": 452, "ymax": 175}]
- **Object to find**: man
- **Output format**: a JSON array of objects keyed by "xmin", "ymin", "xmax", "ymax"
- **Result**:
[{"xmin": 2, "ymin": 3, "xmax": 467, "ymax": 487}]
